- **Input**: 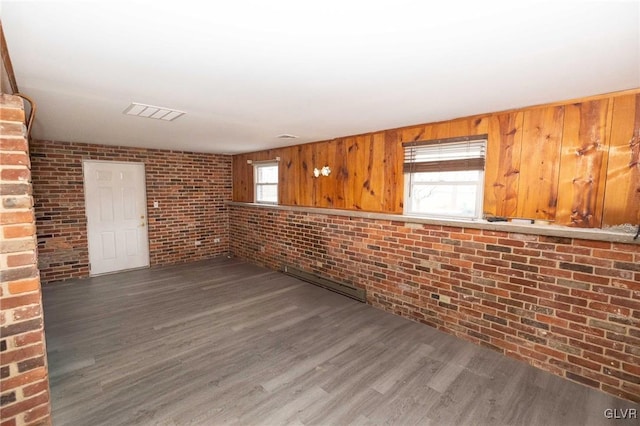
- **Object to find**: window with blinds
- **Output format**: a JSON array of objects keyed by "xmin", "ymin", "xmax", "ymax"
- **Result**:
[{"xmin": 403, "ymin": 135, "xmax": 487, "ymax": 219}]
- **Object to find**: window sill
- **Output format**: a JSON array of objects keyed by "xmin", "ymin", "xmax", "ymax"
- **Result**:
[{"xmin": 228, "ymin": 202, "xmax": 639, "ymax": 245}]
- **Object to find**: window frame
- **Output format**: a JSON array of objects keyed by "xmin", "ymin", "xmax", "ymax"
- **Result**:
[
  {"xmin": 403, "ymin": 135, "xmax": 487, "ymax": 220},
  {"xmin": 253, "ymin": 161, "xmax": 279, "ymax": 204}
]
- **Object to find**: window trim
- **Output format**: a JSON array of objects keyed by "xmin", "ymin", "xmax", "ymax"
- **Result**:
[
  {"xmin": 253, "ymin": 160, "xmax": 279, "ymax": 204},
  {"xmin": 403, "ymin": 135, "xmax": 487, "ymax": 220}
]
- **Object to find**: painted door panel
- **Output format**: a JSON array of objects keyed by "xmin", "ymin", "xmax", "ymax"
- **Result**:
[{"xmin": 83, "ymin": 161, "xmax": 149, "ymax": 275}]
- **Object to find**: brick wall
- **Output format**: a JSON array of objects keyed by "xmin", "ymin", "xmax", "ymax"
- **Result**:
[
  {"xmin": 230, "ymin": 204, "xmax": 640, "ymax": 402},
  {"xmin": 1, "ymin": 94, "xmax": 51, "ymax": 425},
  {"xmin": 30, "ymin": 140, "xmax": 232, "ymax": 283}
]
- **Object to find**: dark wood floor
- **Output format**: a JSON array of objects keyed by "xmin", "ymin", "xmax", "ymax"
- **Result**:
[{"xmin": 42, "ymin": 258, "xmax": 638, "ymax": 425}]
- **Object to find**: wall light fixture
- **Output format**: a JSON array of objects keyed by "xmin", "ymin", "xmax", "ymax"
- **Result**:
[{"xmin": 313, "ymin": 166, "xmax": 331, "ymax": 178}]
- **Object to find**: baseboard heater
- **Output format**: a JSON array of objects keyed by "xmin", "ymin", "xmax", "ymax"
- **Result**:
[{"xmin": 283, "ymin": 265, "xmax": 366, "ymax": 303}]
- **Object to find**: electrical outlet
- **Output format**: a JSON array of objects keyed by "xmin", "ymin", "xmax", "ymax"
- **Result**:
[
  {"xmin": 195, "ymin": 241, "xmax": 202, "ymax": 246},
  {"xmin": 213, "ymin": 238, "xmax": 221, "ymax": 243},
  {"xmin": 440, "ymin": 295, "xmax": 451, "ymax": 304}
]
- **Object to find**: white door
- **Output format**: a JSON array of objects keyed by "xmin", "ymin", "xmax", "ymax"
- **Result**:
[{"xmin": 83, "ymin": 161, "xmax": 150, "ymax": 275}]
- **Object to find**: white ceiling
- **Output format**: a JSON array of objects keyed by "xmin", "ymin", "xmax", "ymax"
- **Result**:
[{"xmin": 2, "ymin": 1, "xmax": 639, "ymax": 154}]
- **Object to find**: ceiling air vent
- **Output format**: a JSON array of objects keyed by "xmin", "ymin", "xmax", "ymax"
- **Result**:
[
  {"xmin": 123, "ymin": 102, "xmax": 186, "ymax": 121},
  {"xmin": 276, "ymin": 134, "xmax": 299, "ymax": 139}
]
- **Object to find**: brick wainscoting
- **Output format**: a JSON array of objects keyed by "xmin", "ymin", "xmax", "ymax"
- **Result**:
[
  {"xmin": 30, "ymin": 140, "xmax": 232, "ymax": 283},
  {"xmin": 229, "ymin": 204, "xmax": 640, "ymax": 402},
  {"xmin": 1, "ymin": 95, "xmax": 52, "ymax": 424}
]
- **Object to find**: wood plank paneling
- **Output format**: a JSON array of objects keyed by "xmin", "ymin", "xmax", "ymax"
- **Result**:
[
  {"xmin": 484, "ymin": 112, "xmax": 523, "ymax": 217},
  {"xmin": 449, "ymin": 116, "xmax": 488, "ymax": 137},
  {"xmin": 321, "ymin": 141, "xmax": 338, "ymax": 208},
  {"xmin": 423, "ymin": 122, "xmax": 450, "ymax": 141},
  {"xmin": 346, "ymin": 135, "xmax": 370, "ymax": 211},
  {"xmin": 232, "ymin": 155, "xmax": 253, "ymax": 202},
  {"xmin": 400, "ymin": 125, "xmax": 426, "ymax": 144},
  {"xmin": 280, "ymin": 146, "xmax": 296, "ymax": 205},
  {"xmin": 333, "ymin": 138, "xmax": 348, "ymax": 209},
  {"xmin": 556, "ymin": 100, "xmax": 610, "ymax": 227},
  {"xmin": 341, "ymin": 137, "xmax": 356, "ymax": 210},
  {"xmin": 234, "ymin": 149, "xmax": 285, "ymax": 203},
  {"xmin": 310, "ymin": 143, "xmax": 320, "ymax": 207},
  {"xmin": 384, "ymin": 130, "xmax": 403, "ymax": 213},
  {"xmin": 602, "ymin": 94, "xmax": 640, "ymax": 227},
  {"xmin": 298, "ymin": 145, "xmax": 314, "ymax": 207},
  {"xmin": 312, "ymin": 142, "xmax": 330, "ymax": 207},
  {"xmin": 232, "ymin": 89, "xmax": 640, "ymax": 227},
  {"xmin": 362, "ymin": 133, "xmax": 386, "ymax": 212},
  {"xmin": 517, "ymin": 106, "xmax": 564, "ymax": 220}
]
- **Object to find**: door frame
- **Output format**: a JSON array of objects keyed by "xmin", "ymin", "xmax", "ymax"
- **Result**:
[{"xmin": 82, "ymin": 159, "xmax": 150, "ymax": 276}]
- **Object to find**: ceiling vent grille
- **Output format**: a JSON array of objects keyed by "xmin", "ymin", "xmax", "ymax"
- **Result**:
[{"xmin": 123, "ymin": 102, "xmax": 185, "ymax": 121}]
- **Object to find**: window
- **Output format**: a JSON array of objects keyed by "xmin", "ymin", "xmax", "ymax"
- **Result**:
[
  {"xmin": 254, "ymin": 161, "xmax": 278, "ymax": 204},
  {"xmin": 403, "ymin": 135, "xmax": 487, "ymax": 219}
]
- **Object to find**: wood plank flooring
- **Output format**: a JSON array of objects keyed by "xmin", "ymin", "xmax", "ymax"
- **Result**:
[{"xmin": 42, "ymin": 258, "xmax": 639, "ymax": 425}]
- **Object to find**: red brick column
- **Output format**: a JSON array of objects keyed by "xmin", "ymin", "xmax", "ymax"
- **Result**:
[{"xmin": 0, "ymin": 94, "xmax": 51, "ymax": 425}]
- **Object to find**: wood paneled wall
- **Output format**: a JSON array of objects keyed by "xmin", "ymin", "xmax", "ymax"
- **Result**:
[
  {"xmin": 233, "ymin": 89, "xmax": 640, "ymax": 228},
  {"xmin": 603, "ymin": 94, "xmax": 640, "ymax": 227},
  {"xmin": 484, "ymin": 112, "xmax": 523, "ymax": 217},
  {"xmin": 556, "ymin": 100, "xmax": 610, "ymax": 227}
]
